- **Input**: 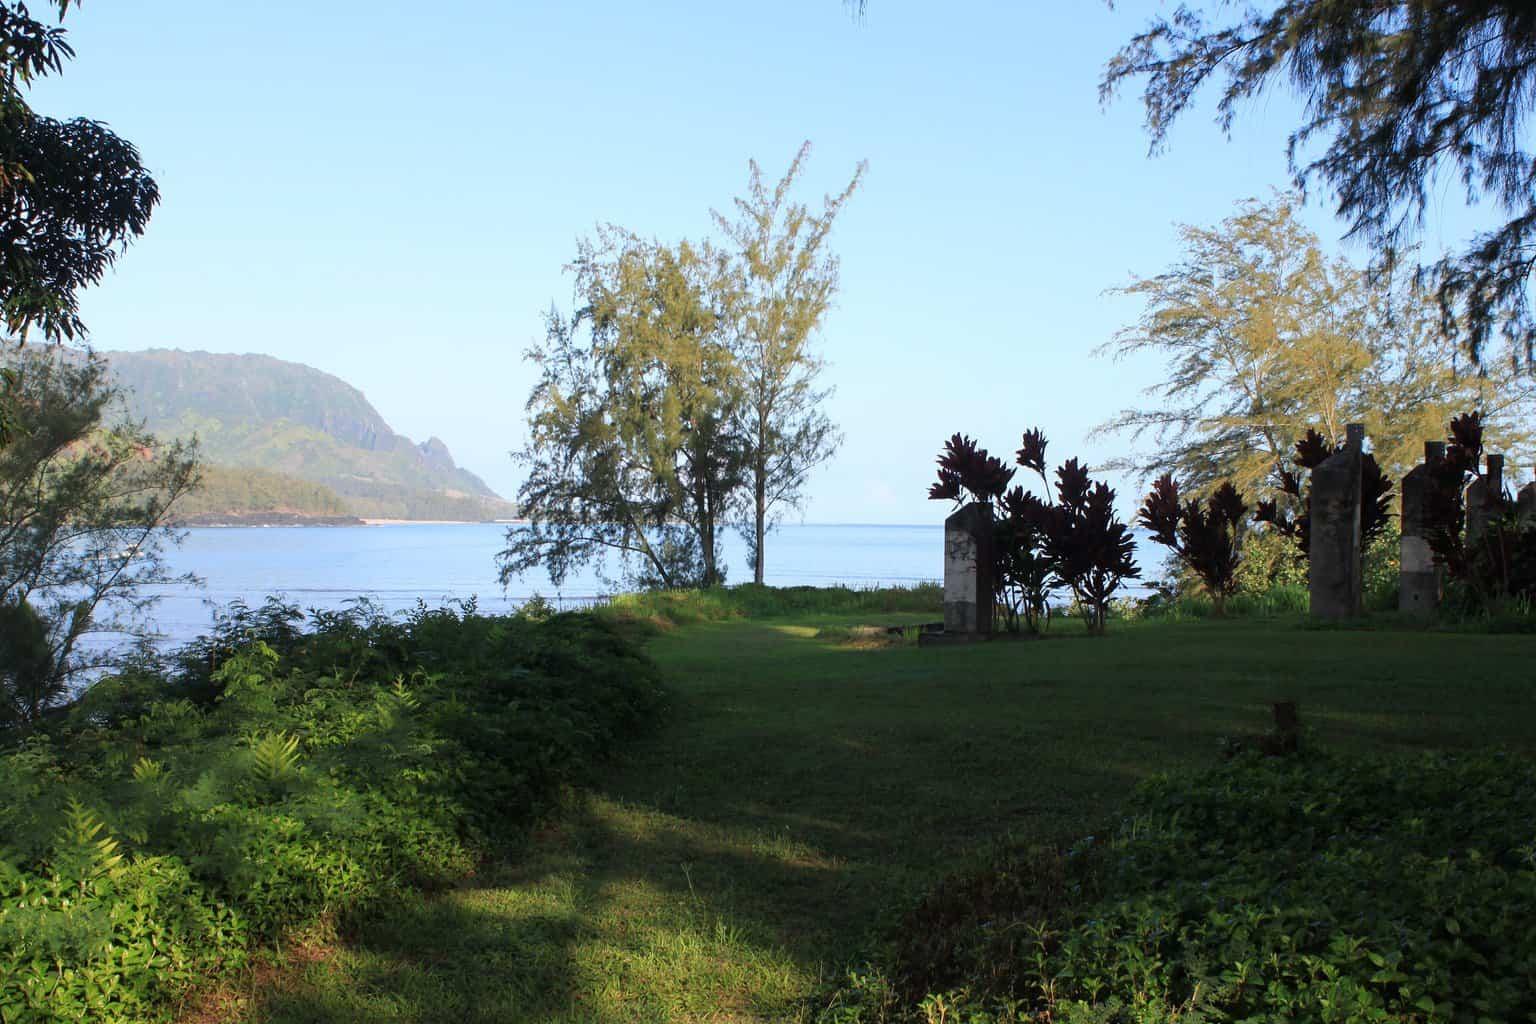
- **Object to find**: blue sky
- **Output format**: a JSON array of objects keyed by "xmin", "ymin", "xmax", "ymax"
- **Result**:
[{"xmin": 28, "ymin": 1, "xmax": 1485, "ymax": 524}]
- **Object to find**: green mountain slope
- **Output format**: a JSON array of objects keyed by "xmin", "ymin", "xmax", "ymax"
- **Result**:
[{"xmin": 105, "ymin": 349, "xmax": 517, "ymax": 522}]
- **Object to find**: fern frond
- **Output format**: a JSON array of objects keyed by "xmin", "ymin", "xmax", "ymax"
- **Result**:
[{"xmin": 249, "ymin": 731, "xmax": 303, "ymax": 783}]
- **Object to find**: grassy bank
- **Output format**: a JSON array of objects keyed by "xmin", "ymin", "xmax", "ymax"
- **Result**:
[{"xmin": 243, "ymin": 594, "xmax": 1536, "ymax": 1023}]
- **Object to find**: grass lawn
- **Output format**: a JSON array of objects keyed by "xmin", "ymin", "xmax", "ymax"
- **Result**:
[{"xmin": 241, "ymin": 613, "xmax": 1536, "ymax": 1023}]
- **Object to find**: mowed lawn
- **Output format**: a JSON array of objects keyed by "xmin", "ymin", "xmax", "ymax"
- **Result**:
[{"xmin": 246, "ymin": 615, "xmax": 1536, "ymax": 1024}]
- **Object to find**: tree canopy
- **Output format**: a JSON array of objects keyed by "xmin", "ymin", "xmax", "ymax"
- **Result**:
[
  {"xmin": 712, "ymin": 142, "xmax": 862, "ymax": 584},
  {"xmin": 500, "ymin": 230, "xmax": 745, "ymax": 590},
  {"xmin": 1096, "ymin": 195, "xmax": 1536, "ymax": 496},
  {"xmin": 0, "ymin": 347, "xmax": 197, "ymax": 723},
  {"xmin": 1102, "ymin": 1, "xmax": 1536, "ymax": 362},
  {"xmin": 1, "ymin": 0, "xmax": 158, "ymax": 344}
]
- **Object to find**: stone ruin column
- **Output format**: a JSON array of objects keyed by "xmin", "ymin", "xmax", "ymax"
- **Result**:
[
  {"xmin": 1398, "ymin": 441, "xmax": 1443, "ymax": 617},
  {"xmin": 1465, "ymin": 453, "xmax": 1505, "ymax": 543},
  {"xmin": 1309, "ymin": 423, "xmax": 1364, "ymax": 620},
  {"xmin": 941, "ymin": 501, "xmax": 995, "ymax": 636}
]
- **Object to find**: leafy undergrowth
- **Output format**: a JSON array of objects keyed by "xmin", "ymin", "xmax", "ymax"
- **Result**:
[
  {"xmin": 0, "ymin": 605, "xmax": 663, "ymax": 1024},
  {"xmin": 821, "ymin": 750, "xmax": 1536, "ymax": 1024},
  {"xmin": 600, "ymin": 583, "xmax": 942, "ymax": 629},
  {"xmin": 220, "ymin": 615, "xmax": 1536, "ymax": 1024}
]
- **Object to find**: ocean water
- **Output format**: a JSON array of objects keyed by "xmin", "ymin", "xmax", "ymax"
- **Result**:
[
  {"xmin": 139, "ymin": 522, "xmax": 1163, "ymax": 648},
  {"xmin": 142, "ymin": 523, "xmax": 948, "ymax": 647}
]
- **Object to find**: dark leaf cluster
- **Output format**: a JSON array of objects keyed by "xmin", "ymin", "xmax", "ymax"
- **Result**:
[
  {"xmin": 1139, "ymin": 475, "xmax": 1248, "ymax": 612},
  {"xmin": 1, "ymin": 1, "xmax": 158, "ymax": 343},
  {"xmin": 1420, "ymin": 409, "xmax": 1536, "ymax": 606},
  {"xmin": 927, "ymin": 433, "xmax": 1015, "ymax": 507},
  {"xmin": 928, "ymin": 429, "xmax": 1139, "ymax": 634},
  {"xmin": 1253, "ymin": 429, "xmax": 1394, "ymax": 559}
]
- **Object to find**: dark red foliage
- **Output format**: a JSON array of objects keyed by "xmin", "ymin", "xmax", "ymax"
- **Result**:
[
  {"xmin": 926, "ymin": 430, "xmax": 1140, "ymax": 634},
  {"xmin": 1210, "ymin": 481, "xmax": 1247, "ymax": 526},
  {"xmin": 1256, "ymin": 428, "xmax": 1393, "ymax": 561},
  {"xmin": 1448, "ymin": 411, "xmax": 1484, "ymax": 459},
  {"xmin": 930, "ymin": 433, "xmax": 1015, "ymax": 507},
  {"xmin": 1141, "ymin": 476, "xmax": 1248, "ymax": 611},
  {"xmin": 928, "ymin": 470, "xmax": 962, "ymax": 504},
  {"xmin": 1048, "ymin": 475, "xmax": 1140, "ymax": 634},
  {"xmin": 1294, "ymin": 429, "xmax": 1333, "ymax": 469},
  {"xmin": 1137, "ymin": 474, "xmax": 1182, "ymax": 547},
  {"xmin": 1054, "ymin": 459, "xmax": 1092, "ymax": 511},
  {"xmin": 1015, "ymin": 428, "xmax": 1048, "ymax": 475},
  {"xmin": 1361, "ymin": 454, "xmax": 1393, "ymax": 543}
]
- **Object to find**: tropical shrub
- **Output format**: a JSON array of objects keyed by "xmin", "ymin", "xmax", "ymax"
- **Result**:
[
  {"xmin": 1254, "ymin": 428, "xmax": 1394, "ymax": 557},
  {"xmin": 0, "ymin": 603, "xmax": 663, "ymax": 1023},
  {"xmin": 820, "ymin": 749, "xmax": 1536, "ymax": 1023},
  {"xmin": 1138, "ymin": 476, "xmax": 1247, "ymax": 615},
  {"xmin": 928, "ymin": 430, "xmax": 1139, "ymax": 634},
  {"xmin": 1421, "ymin": 411, "xmax": 1536, "ymax": 612}
]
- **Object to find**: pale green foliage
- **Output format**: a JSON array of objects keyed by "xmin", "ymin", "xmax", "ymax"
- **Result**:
[
  {"xmin": 1096, "ymin": 195, "xmax": 1536, "ymax": 498},
  {"xmin": 248, "ymin": 731, "xmax": 302, "ymax": 785},
  {"xmin": 0, "ymin": 347, "xmax": 198, "ymax": 725},
  {"xmin": 713, "ymin": 142, "xmax": 863, "ymax": 583},
  {"xmin": 505, "ymin": 230, "xmax": 746, "ymax": 589}
]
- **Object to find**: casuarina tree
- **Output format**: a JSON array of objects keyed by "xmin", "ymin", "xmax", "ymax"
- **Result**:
[
  {"xmin": 713, "ymin": 142, "xmax": 864, "ymax": 584},
  {"xmin": 1102, "ymin": 2, "xmax": 1536, "ymax": 363}
]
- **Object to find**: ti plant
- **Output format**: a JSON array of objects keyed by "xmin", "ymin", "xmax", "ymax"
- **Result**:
[
  {"xmin": 1139, "ymin": 476, "xmax": 1248, "ymax": 615},
  {"xmin": 1422, "ymin": 411, "xmax": 1536, "ymax": 608},
  {"xmin": 1045, "ymin": 458, "xmax": 1140, "ymax": 634},
  {"xmin": 1253, "ymin": 428, "xmax": 1393, "ymax": 557},
  {"xmin": 927, "ymin": 433, "xmax": 1015, "ymax": 506},
  {"xmin": 928, "ymin": 428, "xmax": 1140, "ymax": 634}
]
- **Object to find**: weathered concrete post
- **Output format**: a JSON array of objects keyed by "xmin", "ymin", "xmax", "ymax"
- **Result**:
[
  {"xmin": 1518, "ymin": 480, "xmax": 1536, "ymax": 526},
  {"xmin": 1399, "ymin": 441, "xmax": 1443, "ymax": 617},
  {"xmin": 1465, "ymin": 453, "xmax": 1505, "ymax": 543},
  {"xmin": 941, "ymin": 501, "xmax": 994, "ymax": 636},
  {"xmin": 1309, "ymin": 423, "xmax": 1365, "ymax": 620}
]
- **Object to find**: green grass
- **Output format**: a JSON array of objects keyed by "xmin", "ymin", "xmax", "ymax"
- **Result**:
[{"xmin": 242, "ymin": 610, "xmax": 1536, "ymax": 1024}]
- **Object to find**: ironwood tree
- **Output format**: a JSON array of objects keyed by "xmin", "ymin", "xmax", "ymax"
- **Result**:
[
  {"xmin": 1102, "ymin": 1, "xmax": 1536, "ymax": 362},
  {"xmin": 501, "ymin": 230, "xmax": 747, "ymax": 591},
  {"xmin": 712, "ymin": 142, "xmax": 863, "ymax": 584},
  {"xmin": 0, "ymin": 347, "xmax": 198, "ymax": 726},
  {"xmin": 1096, "ymin": 196, "xmax": 1536, "ymax": 496}
]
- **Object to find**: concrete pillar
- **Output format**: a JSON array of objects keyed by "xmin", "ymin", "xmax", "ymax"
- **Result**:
[
  {"xmin": 1465, "ymin": 454, "xmax": 1505, "ymax": 543},
  {"xmin": 942, "ymin": 502, "xmax": 995, "ymax": 635},
  {"xmin": 1399, "ymin": 441, "xmax": 1442, "ymax": 617},
  {"xmin": 1310, "ymin": 423, "xmax": 1364, "ymax": 620},
  {"xmin": 1517, "ymin": 480, "xmax": 1536, "ymax": 526}
]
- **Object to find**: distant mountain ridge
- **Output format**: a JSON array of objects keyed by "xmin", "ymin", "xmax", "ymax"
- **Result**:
[{"xmin": 105, "ymin": 349, "xmax": 515, "ymax": 522}]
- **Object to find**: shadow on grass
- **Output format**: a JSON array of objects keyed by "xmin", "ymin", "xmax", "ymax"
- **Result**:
[{"xmin": 250, "ymin": 616, "xmax": 1536, "ymax": 1024}]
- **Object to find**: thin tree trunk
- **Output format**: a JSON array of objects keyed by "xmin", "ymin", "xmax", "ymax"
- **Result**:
[{"xmin": 753, "ymin": 473, "xmax": 766, "ymax": 585}]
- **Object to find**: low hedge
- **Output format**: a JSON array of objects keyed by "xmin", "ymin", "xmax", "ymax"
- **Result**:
[
  {"xmin": 0, "ymin": 604, "xmax": 664, "ymax": 1023},
  {"xmin": 822, "ymin": 749, "xmax": 1536, "ymax": 1023}
]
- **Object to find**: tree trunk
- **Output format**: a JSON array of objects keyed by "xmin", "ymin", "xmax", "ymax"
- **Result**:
[{"xmin": 753, "ymin": 474, "xmax": 766, "ymax": 585}]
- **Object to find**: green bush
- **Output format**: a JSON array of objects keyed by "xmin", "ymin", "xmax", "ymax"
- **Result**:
[
  {"xmin": 0, "ymin": 604, "xmax": 663, "ymax": 1023},
  {"xmin": 821, "ymin": 750, "xmax": 1536, "ymax": 1023}
]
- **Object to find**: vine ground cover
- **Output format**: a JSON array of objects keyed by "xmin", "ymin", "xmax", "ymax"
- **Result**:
[{"xmin": 243, "ymin": 612, "xmax": 1536, "ymax": 1023}]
